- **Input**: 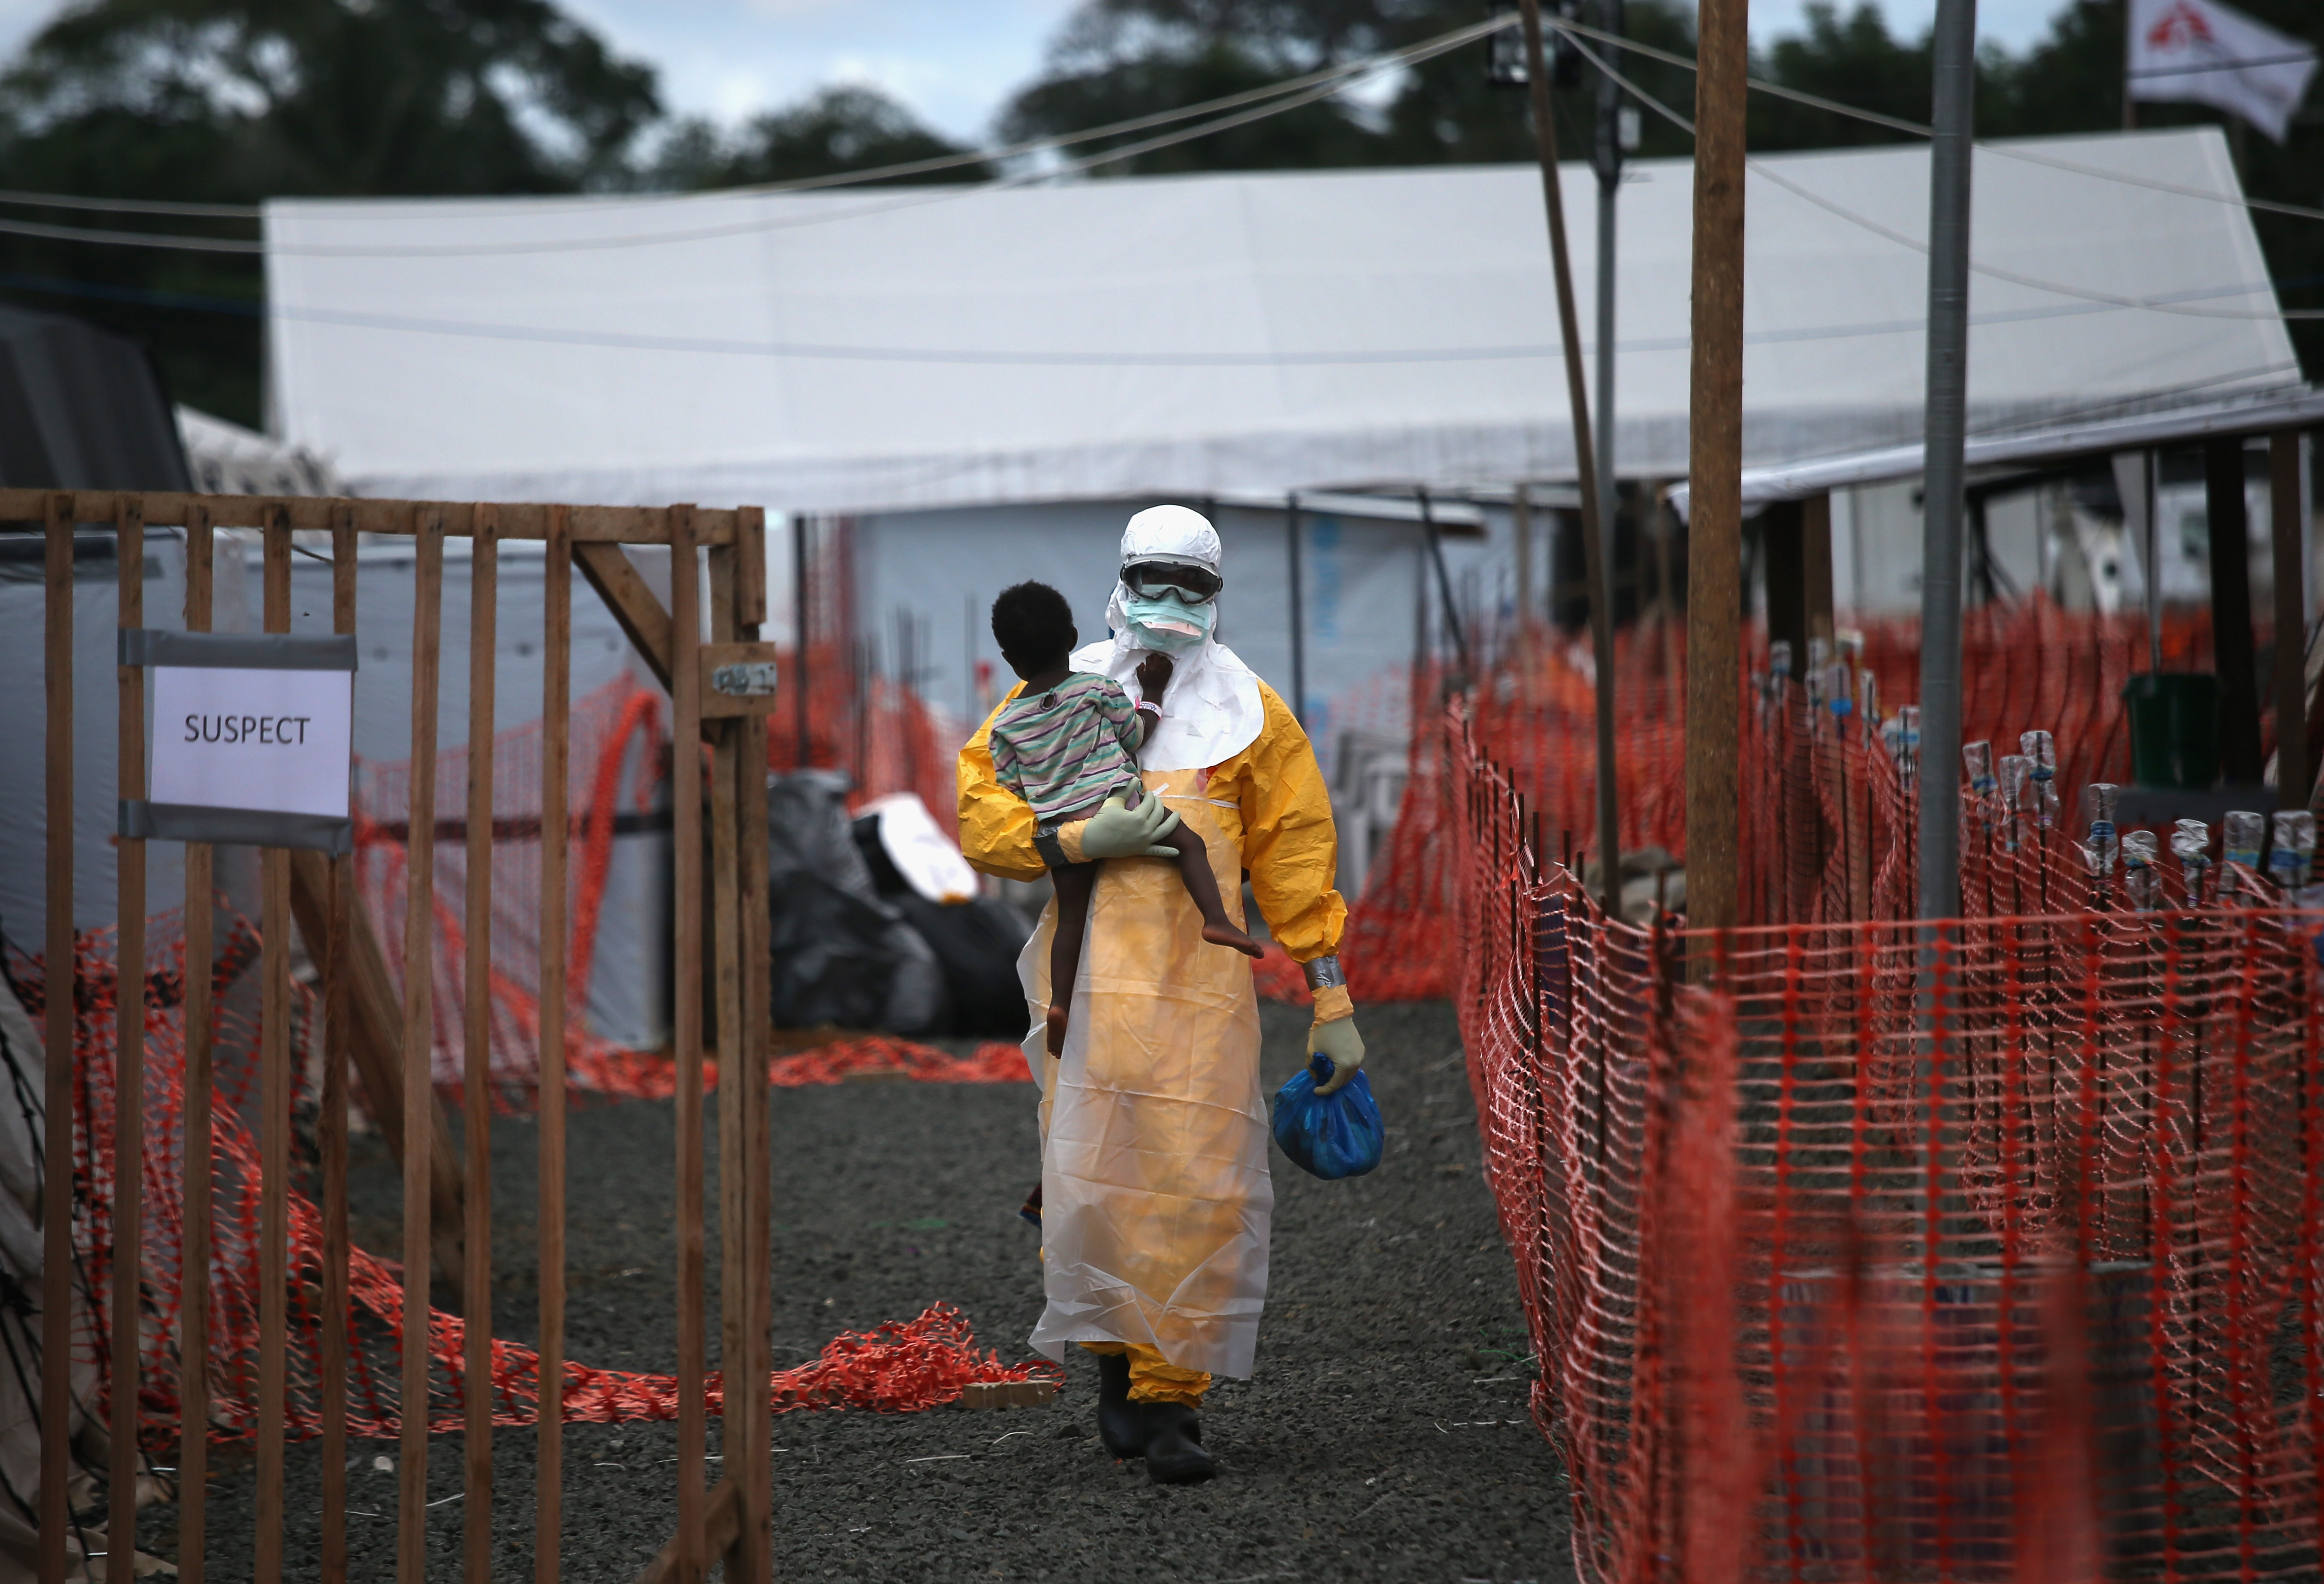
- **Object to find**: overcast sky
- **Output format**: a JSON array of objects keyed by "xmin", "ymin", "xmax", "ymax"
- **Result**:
[{"xmin": 0, "ymin": 0, "xmax": 2082, "ymax": 147}]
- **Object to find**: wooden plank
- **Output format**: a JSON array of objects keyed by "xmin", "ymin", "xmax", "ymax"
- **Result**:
[
  {"xmin": 1685, "ymin": 0, "xmax": 1748, "ymax": 957},
  {"xmin": 633, "ymin": 1479, "xmax": 741, "ymax": 1584},
  {"xmin": 0, "ymin": 489, "xmax": 743, "ymax": 545},
  {"xmin": 462, "ymin": 504, "xmax": 498, "ymax": 1584},
  {"xmin": 573, "ymin": 542, "xmax": 674, "ymax": 690},
  {"xmin": 2271, "ymin": 430, "xmax": 2311, "ymax": 804},
  {"xmin": 2207, "ymin": 438, "xmax": 2265, "ymax": 784},
  {"xmin": 286, "ymin": 851, "xmax": 467, "ymax": 1296},
  {"xmin": 399, "ymin": 509, "xmax": 446, "ymax": 1584},
  {"xmin": 731, "ymin": 504, "xmax": 774, "ymax": 1584},
  {"xmin": 178, "ymin": 502, "xmax": 214, "ymax": 1584},
  {"xmin": 113, "ymin": 494, "xmax": 149, "ymax": 1579},
  {"xmin": 320, "ymin": 503, "xmax": 356, "ymax": 1584},
  {"xmin": 735, "ymin": 507, "xmax": 767, "ymax": 627},
  {"xmin": 706, "ymin": 550, "xmax": 748, "ymax": 1581},
  {"xmin": 536, "ymin": 507, "xmax": 573, "ymax": 1584},
  {"xmin": 735, "ymin": 703, "xmax": 774, "ymax": 1584},
  {"xmin": 39, "ymin": 494, "xmax": 72, "ymax": 1584},
  {"xmin": 255, "ymin": 508, "xmax": 292, "ymax": 1584},
  {"xmin": 668, "ymin": 506, "xmax": 707, "ymax": 1584}
]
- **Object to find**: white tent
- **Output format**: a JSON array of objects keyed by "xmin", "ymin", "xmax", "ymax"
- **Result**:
[{"xmin": 266, "ymin": 127, "xmax": 2296, "ymax": 513}]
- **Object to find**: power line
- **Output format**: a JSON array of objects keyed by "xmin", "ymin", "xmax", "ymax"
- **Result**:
[
  {"xmin": 1547, "ymin": 13, "xmax": 2324, "ymax": 227},
  {"xmin": 0, "ymin": 15, "xmax": 1509, "ymax": 256},
  {"xmin": 1556, "ymin": 28, "xmax": 2324, "ymax": 321}
]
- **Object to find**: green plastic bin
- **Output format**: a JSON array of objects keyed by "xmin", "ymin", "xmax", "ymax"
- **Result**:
[{"xmin": 2122, "ymin": 672, "xmax": 2220, "ymax": 789}]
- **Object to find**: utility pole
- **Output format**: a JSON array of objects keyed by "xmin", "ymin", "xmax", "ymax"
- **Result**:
[
  {"xmin": 1518, "ymin": 0, "xmax": 1621, "ymax": 914},
  {"xmin": 1918, "ymin": 0, "xmax": 1978, "ymax": 921},
  {"xmin": 1593, "ymin": 0, "xmax": 1626, "ymax": 619},
  {"xmin": 1684, "ymin": 0, "xmax": 1747, "ymax": 953}
]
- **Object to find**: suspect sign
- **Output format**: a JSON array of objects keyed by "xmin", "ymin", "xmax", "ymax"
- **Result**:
[
  {"xmin": 121, "ymin": 629, "xmax": 357, "ymax": 852},
  {"xmin": 150, "ymin": 666, "xmax": 353, "ymax": 818}
]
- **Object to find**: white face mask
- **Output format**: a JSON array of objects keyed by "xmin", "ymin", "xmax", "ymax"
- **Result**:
[{"xmin": 1124, "ymin": 592, "xmax": 1213, "ymax": 652}]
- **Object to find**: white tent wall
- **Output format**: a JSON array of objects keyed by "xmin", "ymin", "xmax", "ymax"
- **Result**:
[
  {"xmin": 284, "ymin": 543, "xmax": 672, "ymax": 1052},
  {"xmin": 268, "ymin": 129, "xmax": 2295, "ymax": 515}
]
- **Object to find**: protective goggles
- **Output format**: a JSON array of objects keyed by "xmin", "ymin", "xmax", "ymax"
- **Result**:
[{"xmin": 1120, "ymin": 560, "xmax": 1222, "ymax": 604}]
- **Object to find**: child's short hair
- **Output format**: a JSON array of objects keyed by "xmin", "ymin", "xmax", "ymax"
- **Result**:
[{"xmin": 991, "ymin": 582, "xmax": 1076, "ymax": 674}]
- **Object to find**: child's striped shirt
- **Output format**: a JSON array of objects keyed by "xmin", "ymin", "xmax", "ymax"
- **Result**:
[{"xmin": 990, "ymin": 673, "xmax": 1146, "ymax": 824}]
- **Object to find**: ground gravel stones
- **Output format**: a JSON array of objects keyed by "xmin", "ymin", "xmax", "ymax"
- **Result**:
[{"xmin": 175, "ymin": 999, "xmax": 1576, "ymax": 1581}]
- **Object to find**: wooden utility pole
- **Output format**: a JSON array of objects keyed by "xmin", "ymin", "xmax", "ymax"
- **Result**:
[
  {"xmin": 1518, "ymin": 0, "xmax": 1621, "ymax": 913},
  {"xmin": 1683, "ymin": 0, "xmax": 1748, "ymax": 952}
]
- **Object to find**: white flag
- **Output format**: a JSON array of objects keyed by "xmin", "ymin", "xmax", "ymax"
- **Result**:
[{"xmin": 2128, "ymin": 0, "xmax": 2317, "ymax": 143}]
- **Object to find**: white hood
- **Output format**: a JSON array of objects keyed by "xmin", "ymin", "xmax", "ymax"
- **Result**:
[{"xmin": 1070, "ymin": 505, "xmax": 1265, "ymax": 771}]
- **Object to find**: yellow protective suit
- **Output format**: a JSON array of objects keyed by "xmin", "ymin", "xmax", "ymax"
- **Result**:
[{"xmin": 958, "ymin": 679, "xmax": 1347, "ymax": 1388}]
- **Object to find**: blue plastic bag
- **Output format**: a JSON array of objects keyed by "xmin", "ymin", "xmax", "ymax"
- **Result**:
[{"xmin": 1270, "ymin": 1055, "xmax": 1384, "ymax": 1180}]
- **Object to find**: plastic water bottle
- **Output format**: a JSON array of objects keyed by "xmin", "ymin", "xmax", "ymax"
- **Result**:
[
  {"xmin": 1860, "ymin": 670, "xmax": 1880, "ymax": 745},
  {"xmin": 2271, "ymin": 810, "xmax": 2316, "ymax": 890},
  {"xmin": 1998, "ymin": 754, "xmax": 2030, "ymax": 852},
  {"xmin": 2019, "ymin": 730, "xmax": 2058, "ymax": 831},
  {"xmin": 2122, "ymin": 828, "xmax": 2159, "ymax": 911},
  {"xmin": 1964, "ymin": 742, "xmax": 1997, "ymax": 835},
  {"xmin": 1827, "ymin": 661, "xmax": 1854, "ymax": 724},
  {"xmin": 2172, "ymin": 819, "xmax": 2211, "ymax": 905},
  {"xmin": 1770, "ymin": 639, "xmax": 1793, "ymax": 682},
  {"xmin": 2087, "ymin": 782, "xmax": 2120, "ymax": 888},
  {"xmin": 2223, "ymin": 810, "xmax": 2265, "ymax": 896},
  {"xmin": 1896, "ymin": 705, "xmax": 1921, "ymax": 789}
]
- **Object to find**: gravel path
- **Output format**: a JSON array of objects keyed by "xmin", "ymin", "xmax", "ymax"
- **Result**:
[{"xmin": 173, "ymin": 999, "xmax": 1576, "ymax": 1582}]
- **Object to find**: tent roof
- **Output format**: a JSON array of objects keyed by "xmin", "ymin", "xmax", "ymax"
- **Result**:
[
  {"xmin": 1665, "ymin": 383, "xmax": 2324, "ymax": 513},
  {"xmin": 265, "ymin": 127, "xmax": 2300, "ymax": 515}
]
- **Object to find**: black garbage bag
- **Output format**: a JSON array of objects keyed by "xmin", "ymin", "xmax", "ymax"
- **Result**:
[
  {"xmin": 852, "ymin": 813, "xmax": 1032, "ymax": 1038},
  {"xmin": 767, "ymin": 772, "xmax": 948, "ymax": 1036}
]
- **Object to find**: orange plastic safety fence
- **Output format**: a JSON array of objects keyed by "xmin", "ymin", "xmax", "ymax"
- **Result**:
[
  {"xmin": 12, "ymin": 914, "xmax": 1044, "ymax": 1452},
  {"xmin": 1444, "ymin": 700, "xmax": 2324, "ymax": 1583},
  {"xmin": 1330, "ymin": 602, "xmax": 2220, "ymax": 1002}
]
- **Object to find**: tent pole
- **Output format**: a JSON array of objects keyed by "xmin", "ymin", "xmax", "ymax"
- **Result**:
[
  {"xmin": 1683, "ymin": 0, "xmax": 1747, "ymax": 951},
  {"xmin": 1518, "ymin": 0, "xmax": 1619, "ymax": 915},
  {"xmin": 1286, "ymin": 493, "xmax": 1308, "ymax": 726},
  {"xmin": 1594, "ymin": 0, "xmax": 1625, "ymax": 634},
  {"xmin": 793, "ymin": 513, "xmax": 811, "ymax": 769},
  {"xmin": 1419, "ymin": 488, "xmax": 1473, "ymax": 679},
  {"xmin": 2146, "ymin": 448, "xmax": 2163, "ymax": 672},
  {"xmin": 2271, "ymin": 428, "xmax": 2309, "ymax": 802},
  {"xmin": 2207, "ymin": 437, "xmax": 2264, "ymax": 784},
  {"xmin": 1917, "ymin": 0, "xmax": 1977, "ymax": 923}
]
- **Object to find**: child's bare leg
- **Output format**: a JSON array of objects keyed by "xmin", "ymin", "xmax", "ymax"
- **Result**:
[
  {"xmin": 1159, "ymin": 825, "xmax": 1264, "ymax": 957},
  {"xmin": 1046, "ymin": 862, "xmax": 1098, "ymax": 1056}
]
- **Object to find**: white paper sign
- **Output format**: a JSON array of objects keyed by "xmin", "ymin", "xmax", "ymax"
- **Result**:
[{"xmin": 149, "ymin": 665, "xmax": 353, "ymax": 818}]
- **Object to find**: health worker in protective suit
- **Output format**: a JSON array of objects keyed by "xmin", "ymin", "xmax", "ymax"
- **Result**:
[{"xmin": 957, "ymin": 504, "xmax": 1365, "ymax": 1485}]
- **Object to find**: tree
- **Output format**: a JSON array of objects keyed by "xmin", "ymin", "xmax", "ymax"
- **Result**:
[
  {"xmin": 647, "ymin": 86, "xmax": 990, "ymax": 190},
  {"xmin": 0, "ymin": 0, "xmax": 664, "ymax": 423}
]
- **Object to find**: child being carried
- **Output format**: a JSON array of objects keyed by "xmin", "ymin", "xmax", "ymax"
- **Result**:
[{"xmin": 986, "ymin": 581, "xmax": 1264, "ymax": 1056}]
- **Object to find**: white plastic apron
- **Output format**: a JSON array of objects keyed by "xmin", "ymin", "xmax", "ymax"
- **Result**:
[{"xmin": 1019, "ymin": 770, "xmax": 1273, "ymax": 1378}]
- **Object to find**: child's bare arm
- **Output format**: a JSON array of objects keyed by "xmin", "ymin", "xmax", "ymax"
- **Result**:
[{"xmin": 1133, "ymin": 653, "xmax": 1174, "ymax": 747}]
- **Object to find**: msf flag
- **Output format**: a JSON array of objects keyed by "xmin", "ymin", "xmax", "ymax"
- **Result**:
[{"xmin": 2128, "ymin": 0, "xmax": 2317, "ymax": 143}]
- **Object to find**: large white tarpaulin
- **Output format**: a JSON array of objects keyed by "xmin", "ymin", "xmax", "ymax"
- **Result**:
[{"xmin": 266, "ymin": 127, "xmax": 2297, "ymax": 513}]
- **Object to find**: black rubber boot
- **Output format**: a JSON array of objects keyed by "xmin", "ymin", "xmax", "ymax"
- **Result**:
[
  {"xmin": 1141, "ymin": 1403, "xmax": 1216, "ymax": 1485},
  {"xmin": 1094, "ymin": 1352, "xmax": 1146, "ymax": 1459}
]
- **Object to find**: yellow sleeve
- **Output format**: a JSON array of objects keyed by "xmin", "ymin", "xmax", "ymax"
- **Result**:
[
  {"xmin": 957, "ymin": 684, "xmax": 1049, "ymax": 883},
  {"xmin": 1216, "ymin": 682, "xmax": 1348, "ymax": 963}
]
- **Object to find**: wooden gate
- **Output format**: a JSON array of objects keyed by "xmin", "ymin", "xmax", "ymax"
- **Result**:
[{"xmin": 18, "ymin": 489, "xmax": 774, "ymax": 1583}]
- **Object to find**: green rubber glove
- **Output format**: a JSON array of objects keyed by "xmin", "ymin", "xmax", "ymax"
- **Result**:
[
  {"xmin": 1075, "ymin": 792, "xmax": 1182, "ymax": 859},
  {"xmin": 1307, "ymin": 1014, "xmax": 1366, "ymax": 1095}
]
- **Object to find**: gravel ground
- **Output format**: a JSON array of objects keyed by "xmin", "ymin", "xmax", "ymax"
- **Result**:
[{"xmin": 169, "ymin": 999, "xmax": 1576, "ymax": 1582}]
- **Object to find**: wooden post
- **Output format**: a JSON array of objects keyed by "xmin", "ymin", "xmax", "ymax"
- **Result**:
[
  {"xmin": 399, "ymin": 509, "xmax": 445, "ymax": 1584},
  {"xmin": 1685, "ymin": 0, "xmax": 1748, "ymax": 952},
  {"xmin": 731, "ymin": 509, "xmax": 773, "ymax": 1584},
  {"xmin": 319, "ymin": 502, "xmax": 356, "ymax": 1583},
  {"xmin": 1518, "ymin": 0, "xmax": 1619, "ymax": 914},
  {"xmin": 669, "ymin": 506, "xmax": 707, "ymax": 1584},
  {"xmin": 2271, "ymin": 430, "xmax": 2310, "ymax": 804},
  {"xmin": 2207, "ymin": 437, "xmax": 2264, "ymax": 785},
  {"xmin": 39, "ymin": 493, "xmax": 72, "ymax": 1584},
  {"xmin": 537, "ymin": 507, "xmax": 572, "ymax": 1584},
  {"xmin": 708, "ymin": 541, "xmax": 752, "ymax": 1583},
  {"xmin": 113, "ymin": 495, "xmax": 148, "ymax": 1575},
  {"xmin": 462, "ymin": 504, "xmax": 499, "ymax": 1584},
  {"xmin": 255, "ymin": 509, "xmax": 291, "ymax": 1584},
  {"xmin": 178, "ymin": 504, "xmax": 214, "ymax": 1584}
]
